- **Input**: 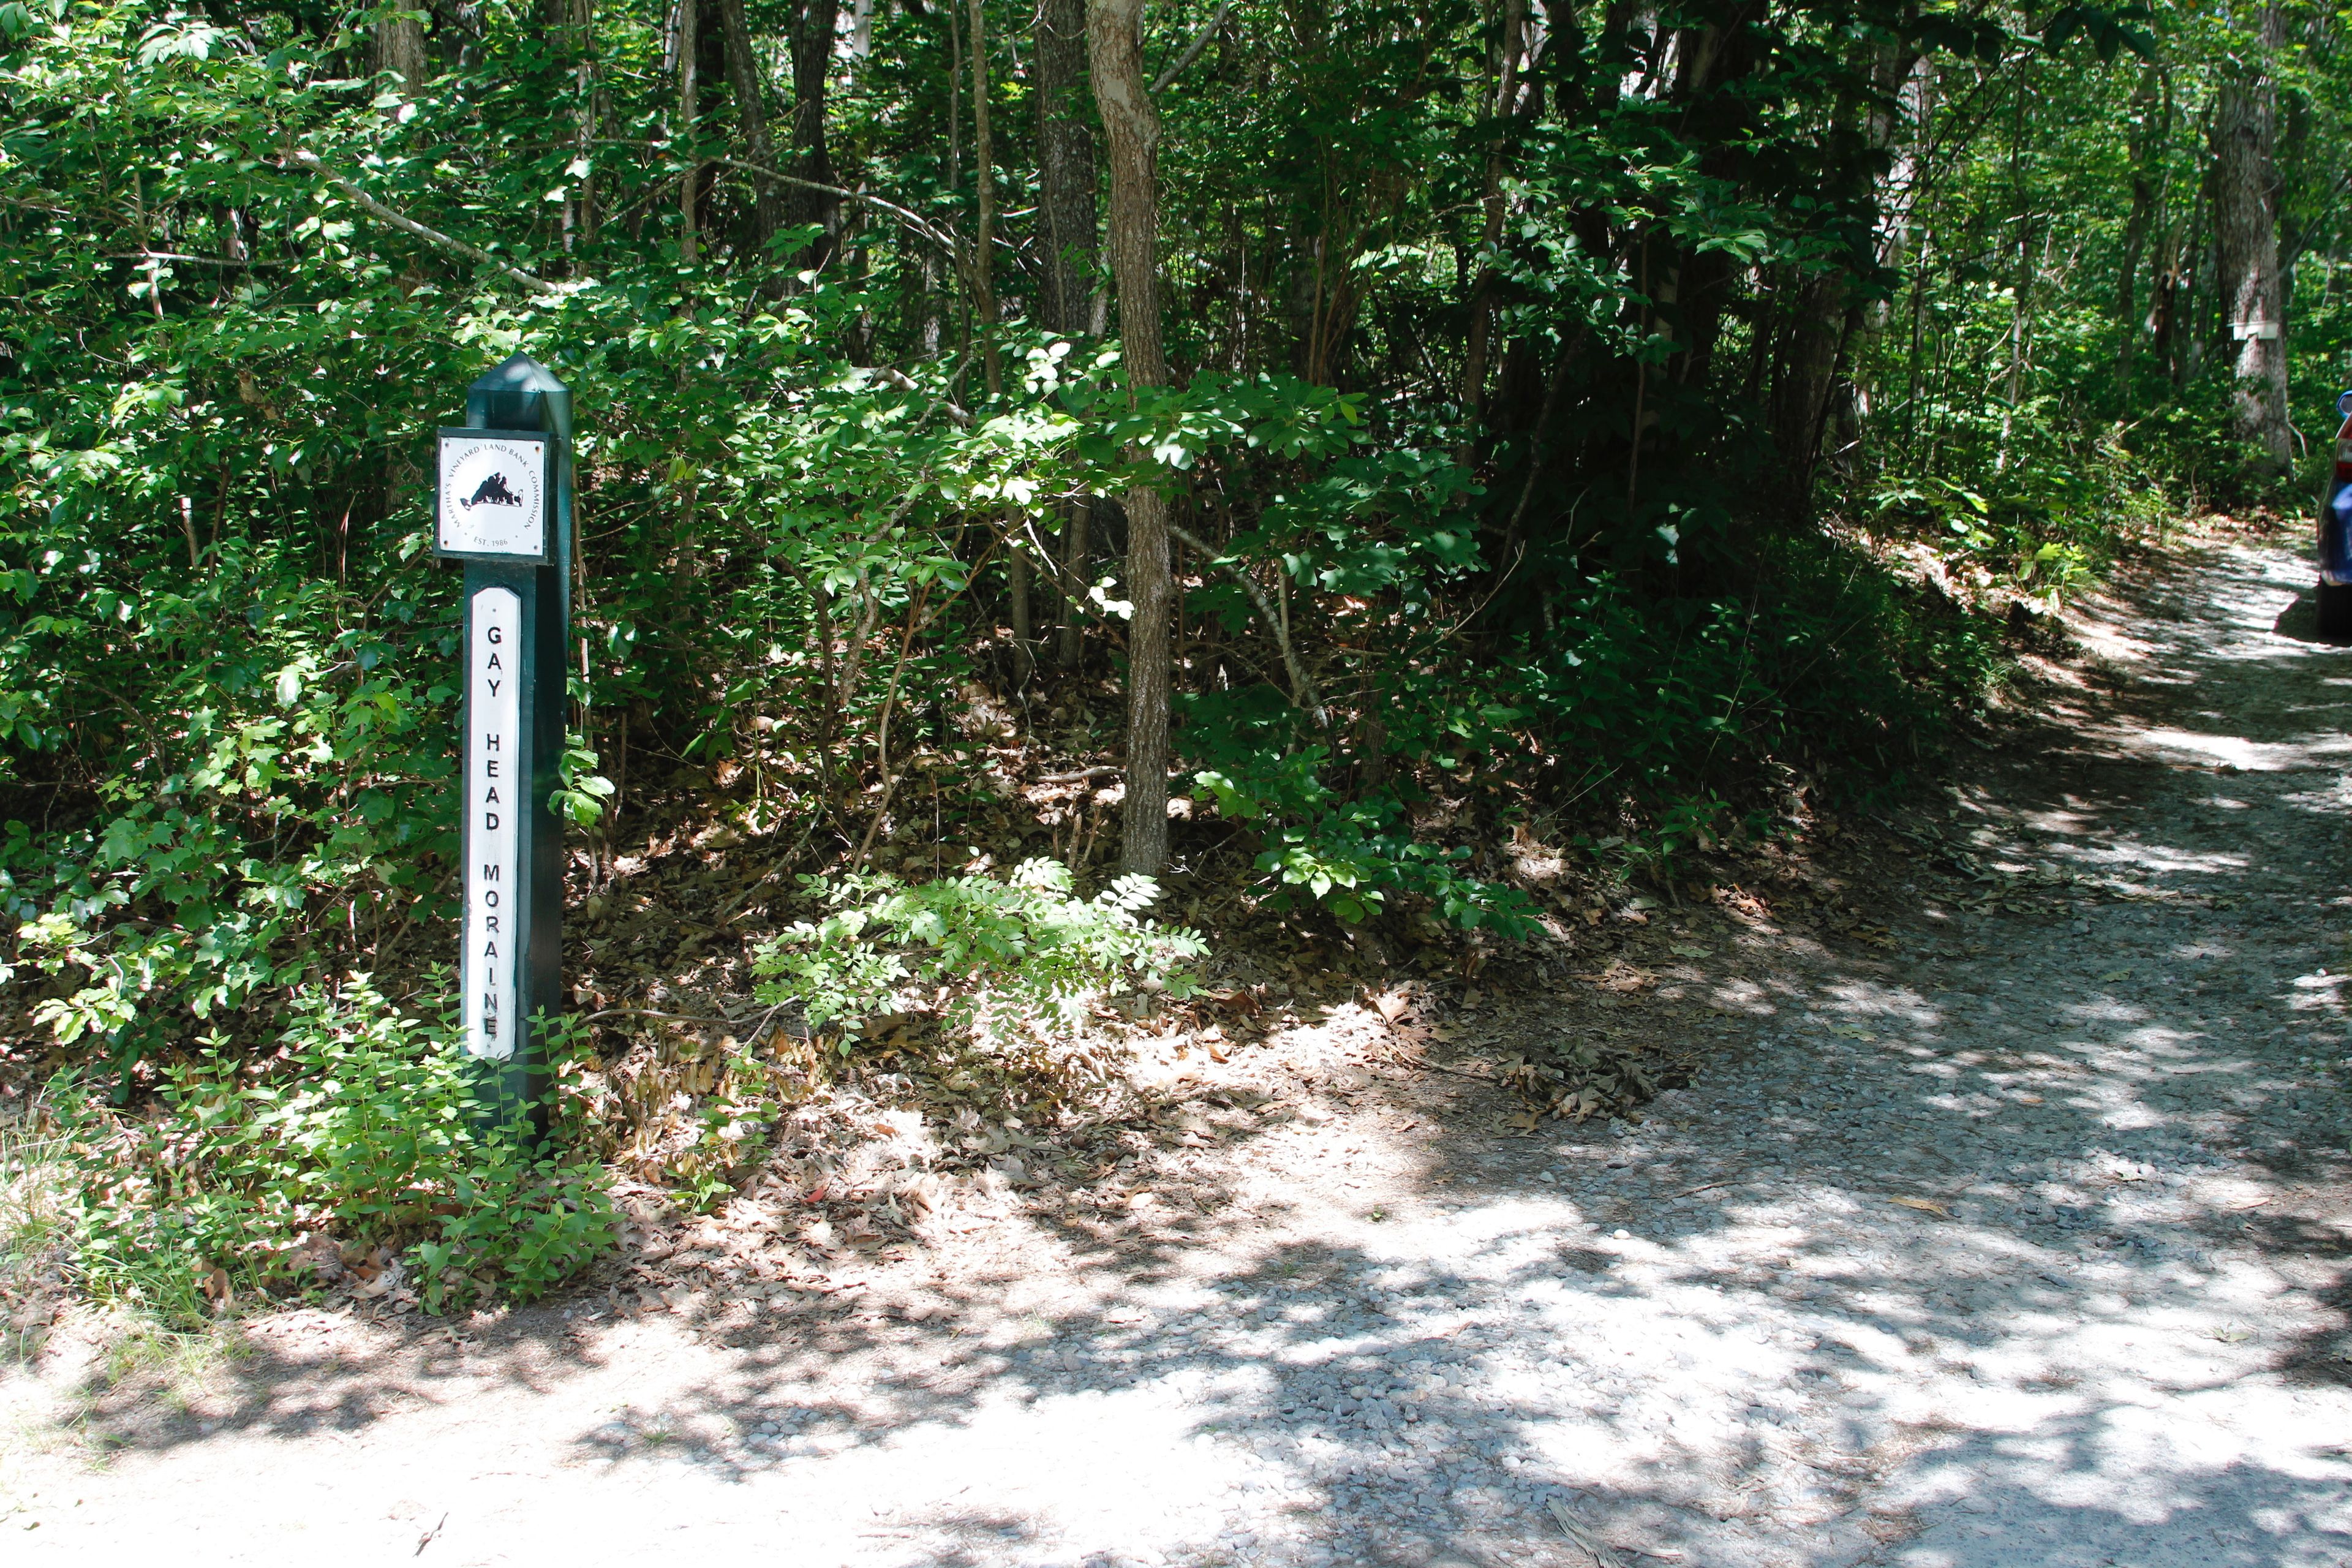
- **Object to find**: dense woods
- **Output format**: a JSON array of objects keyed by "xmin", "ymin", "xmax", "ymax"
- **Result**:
[{"xmin": 3, "ymin": 0, "xmax": 2351, "ymax": 1128}]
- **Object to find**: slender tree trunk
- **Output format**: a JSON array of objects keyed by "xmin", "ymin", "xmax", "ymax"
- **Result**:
[
  {"xmin": 1460, "ymin": 0, "xmax": 1528, "ymax": 432},
  {"xmin": 1033, "ymin": 0, "xmax": 1099, "ymax": 340},
  {"xmin": 1833, "ymin": 41, "xmax": 1919, "ymax": 469},
  {"xmin": 717, "ymin": 0, "xmax": 785, "ymax": 254},
  {"xmin": 1039, "ymin": 0, "xmax": 1106, "ymax": 669},
  {"xmin": 676, "ymin": 0, "xmax": 700, "ymax": 261},
  {"xmin": 965, "ymin": 0, "xmax": 1031, "ymax": 678},
  {"xmin": 788, "ymin": 0, "xmax": 843, "ymax": 265},
  {"xmin": 1058, "ymin": 498, "xmax": 1092, "ymax": 668},
  {"xmin": 1088, "ymin": 0, "xmax": 1174, "ymax": 876},
  {"xmin": 946, "ymin": 0, "xmax": 962, "ymax": 195},
  {"xmin": 537, "ymin": 0, "xmax": 600, "ymax": 251},
  {"xmin": 1039, "ymin": 2, "xmax": 1109, "ymax": 674},
  {"xmin": 967, "ymin": 0, "xmax": 1001, "ymax": 386},
  {"xmin": 582, "ymin": 2, "xmax": 606, "ymax": 245},
  {"xmin": 2211, "ymin": 2, "xmax": 2292, "ymax": 477},
  {"xmin": 1879, "ymin": 55, "xmax": 1934, "ymax": 457},
  {"xmin": 2114, "ymin": 63, "xmax": 2168, "ymax": 398}
]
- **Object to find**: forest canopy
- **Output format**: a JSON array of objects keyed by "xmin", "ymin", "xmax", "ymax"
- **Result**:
[{"xmin": 2, "ymin": 0, "xmax": 2348, "ymax": 1088}]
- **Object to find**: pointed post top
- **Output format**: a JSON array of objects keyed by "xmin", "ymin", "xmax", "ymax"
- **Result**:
[
  {"xmin": 469, "ymin": 352, "xmax": 568, "ymax": 399},
  {"xmin": 465, "ymin": 353, "xmax": 571, "ymax": 440}
]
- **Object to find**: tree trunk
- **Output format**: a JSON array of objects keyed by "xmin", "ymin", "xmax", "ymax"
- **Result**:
[
  {"xmin": 1088, "ymin": 0, "xmax": 1174, "ymax": 877},
  {"xmin": 2211, "ymin": 2, "xmax": 2291, "ymax": 478},
  {"xmin": 371, "ymin": 12, "xmax": 430, "ymax": 91},
  {"xmin": 967, "ymin": 0, "xmax": 1001, "ymax": 389},
  {"xmin": 1460, "ymin": 0, "xmax": 1528, "ymax": 432},
  {"xmin": 2149, "ymin": 221, "xmax": 2182, "ymax": 375},
  {"xmin": 1033, "ymin": 0, "xmax": 1099, "ymax": 339},
  {"xmin": 1766, "ymin": 268, "xmax": 1845, "ymax": 510},
  {"xmin": 788, "ymin": 0, "xmax": 843, "ymax": 264},
  {"xmin": 1765, "ymin": 37, "xmax": 1907, "ymax": 510},
  {"xmin": 676, "ymin": 0, "xmax": 700, "ymax": 262},
  {"xmin": 2114, "ymin": 63, "xmax": 2168, "ymax": 398},
  {"xmin": 966, "ymin": 0, "xmax": 1031, "ymax": 678},
  {"xmin": 1035, "ymin": 0, "xmax": 1099, "ymax": 669},
  {"xmin": 537, "ymin": 0, "xmax": 600, "ymax": 251},
  {"xmin": 716, "ymin": 0, "xmax": 785, "ymax": 254}
]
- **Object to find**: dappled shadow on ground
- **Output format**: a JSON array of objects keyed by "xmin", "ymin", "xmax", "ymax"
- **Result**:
[
  {"xmin": 2272, "ymin": 586, "xmax": 2328, "ymax": 645},
  {"xmin": 23, "ymin": 529, "xmax": 2352, "ymax": 1566}
]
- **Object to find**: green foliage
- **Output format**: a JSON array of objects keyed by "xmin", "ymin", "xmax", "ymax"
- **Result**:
[
  {"xmin": 1, "ymin": 0, "xmax": 2343, "ymax": 1274},
  {"xmin": 552, "ymin": 737, "xmax": 616, "ymax": 829},
  {"xmin": 1191, "ymin": 742, "xmax": 1540, "ymax": 935},
  {"xmin": 752, "ymin": 859, "xmax": 1207, "ymax": 1041},
  {"xmin": 56, "ymin": 976, "xmax": 613, "ymax": 1322}
]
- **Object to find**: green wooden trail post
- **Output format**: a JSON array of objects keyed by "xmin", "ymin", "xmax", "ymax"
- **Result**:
[{"xmin": 435, "ymin": 353, "xmax": 573, "ymax": 1137}]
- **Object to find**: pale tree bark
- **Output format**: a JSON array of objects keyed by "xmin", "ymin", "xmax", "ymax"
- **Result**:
[
  {"xmin": 1767, "ymin": 40, "xmax": 1911, "ymax": 507},
  {"xmin": 2211, "ymin": 2, "xmax": 2292, "ymax": 477},
  {"xmin": 1088, "ymin": 0, "xmax": 1174, "ymax": 876},
  {"xmin": 1035, "ymin": 0, "xmax": 1101, "ymax": 668},
  {"xmin": 717, "ymin": 0, "xmax": 786, "ymax": 254}
]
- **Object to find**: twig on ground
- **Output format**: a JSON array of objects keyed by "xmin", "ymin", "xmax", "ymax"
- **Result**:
[
  {"xmin": 579, "ymin": 1005, "xmax": 767, "ymax": 1031},
  {"xmin": 1413, "ymin": 1060, "xmax": 1498, "ymax": 1084}
]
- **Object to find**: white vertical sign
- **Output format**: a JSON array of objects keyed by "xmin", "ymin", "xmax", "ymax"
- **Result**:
[{"xmin": 463, "ymin": 587, "xmax": 523, "ymax": 1061}]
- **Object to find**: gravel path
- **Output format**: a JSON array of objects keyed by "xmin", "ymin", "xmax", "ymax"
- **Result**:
[{"xmin": 6, "ymin": 527, "xmax": 2351, "ymax": 1566}]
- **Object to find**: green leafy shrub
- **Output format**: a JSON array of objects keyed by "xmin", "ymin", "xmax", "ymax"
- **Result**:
[
  {"xmin": 752, "ymin": 858, "xmax": 1207, "ymax": 1042},
  {"xmin": 57, "ymin": 976, "xmax": 613, "ymax": 1322},
  {"xmin": 1190, "ymin": 748, "xmax": 1541, "ymax": 936}
]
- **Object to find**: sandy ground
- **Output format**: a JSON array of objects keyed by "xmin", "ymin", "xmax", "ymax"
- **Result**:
[{"xmin": 4, "ymin": 522, "xmax": 2350, "ymax": 1568}]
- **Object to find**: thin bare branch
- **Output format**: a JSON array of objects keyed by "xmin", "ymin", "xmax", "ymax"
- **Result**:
[
  {"xmin": 1167, "ymin": 522, "xmax": 1329, "ymax": 726},
  {"xmin": 108, "ymin": 252, "xmax": 283, "ymax": 269},
  {"xmin": 870, "ymin": 366, "xmax": 972, "ymax": 426},
  {"xmin": 1151, "ymin": 0, "xmax": 1235, "ymax": 93},
  {"xmin": 292, "ymin": 151, "xmax": 562, "ymax": 296}
]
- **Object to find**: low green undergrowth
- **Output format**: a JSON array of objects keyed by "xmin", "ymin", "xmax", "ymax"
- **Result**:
[
  {"xmin": 55, "ymin": 975, "xmax": 613, "ymax": 1324},
  {"xmin": 752, "ymin": 857, "xmax": 1207, "ymax": 1043}
]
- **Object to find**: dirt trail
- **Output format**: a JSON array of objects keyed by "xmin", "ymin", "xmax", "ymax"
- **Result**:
[{"xmin": 6, "ymin": 524, "xmax": 2352, "ymax": 1567}]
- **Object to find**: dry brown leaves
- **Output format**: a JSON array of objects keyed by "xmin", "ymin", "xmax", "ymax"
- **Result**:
[
  {"xmin": 1580, "ymin": 960, "xmax": 1659, "ymax": 993},
  {"xmin": 1495, "ymin": 1033, "xmax": 1689, "ymax": 1129}
]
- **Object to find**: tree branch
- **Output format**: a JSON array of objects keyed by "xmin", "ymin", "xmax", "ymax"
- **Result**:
[
  {"xmin": 291, "ymin": 151, "xmax": 562, "ymax": 296},
  {"xmin": 870, "ymin": 366, "xmax": 971, "ymax": 426},
  {"xmin": 1166, "ymin": 522, "xmax": 1328, "ymax": 726},
  {"xmin": 595, "ymin": 141, "xmax": 970, "ymax": 268},
  {"xmin": 1152, "ymin": 0, "xmax": 1235, "ymax": 93},
  {"xmin": 109, "ymin": 251, "xmax": 283, "ymax": 269}
]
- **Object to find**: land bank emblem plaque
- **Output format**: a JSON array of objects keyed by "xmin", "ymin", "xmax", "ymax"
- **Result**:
[{"xmin": 436, "ymin": 429, "xmax": 550, "ymax": 562}]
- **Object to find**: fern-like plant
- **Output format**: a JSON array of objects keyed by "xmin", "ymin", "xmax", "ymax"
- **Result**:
[{"xmin": 752, "ymin": 858, "xmax": 1206, "ymax": 1041}]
